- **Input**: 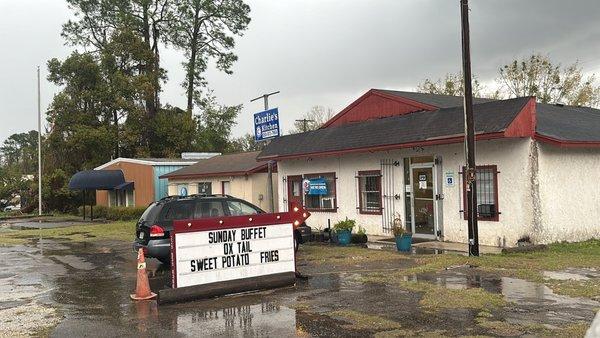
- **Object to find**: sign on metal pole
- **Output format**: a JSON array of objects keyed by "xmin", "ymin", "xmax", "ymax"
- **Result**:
[{"xmin": 254, "ymin": 108, "xmax": 280, "ymax": 142}]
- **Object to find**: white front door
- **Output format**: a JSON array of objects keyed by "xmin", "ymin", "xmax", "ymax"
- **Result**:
[{"xmin": 410, "ymin": 163, "xmax": 438, "ymax": 239}]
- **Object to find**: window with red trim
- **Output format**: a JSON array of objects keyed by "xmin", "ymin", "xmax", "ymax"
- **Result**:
[
  {"xmin": 462, "ymin": 165, "xmax": 499, "ymax": 221},
  {"xmin": 357, "ymin": 170, "xmax": 382, "ymax": 215},
  {"xmin": 304, "ymin": 172, "xmax": 337, "ymax": 212}
]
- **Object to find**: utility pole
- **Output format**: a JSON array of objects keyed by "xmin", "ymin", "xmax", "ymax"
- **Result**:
[
  {"xmin": 460, "ymin": 0, "xmax": 479, "ymax": 256},
  {"xmin": 251, "ymin": 91, "xmax": 280, "ymax": 213},
  {"xmin": 37, "ymin": 66, "xmax": 43, "ymax": 216},
  {"xmin": 295, "ymin": 118, "xmax": 315, "ymax": 133}
]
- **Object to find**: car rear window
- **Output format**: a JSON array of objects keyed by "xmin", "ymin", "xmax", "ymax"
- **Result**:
[
  {"xmin": 225, "ymin": 200, "xmax": 261, "ymax": 216},
  {"xmin": 163, "ymin": 201, "xmax": 195, "ymax": 221},
  {"xmin": 194, "ymin": 201, "xmax": 226, "ymax": 218},
  {"xmin": 139, "ymin": 203, "xmax": 162, "ymax": 223}
]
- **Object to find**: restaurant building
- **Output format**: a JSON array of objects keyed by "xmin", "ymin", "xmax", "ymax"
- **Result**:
[
  {"xmin": 258, "ymin": 89, "xmax": 600, "ymax": 246},
  {"xmin": 160, "ymin": 151, "xmax": 278, "ymax": 212}
]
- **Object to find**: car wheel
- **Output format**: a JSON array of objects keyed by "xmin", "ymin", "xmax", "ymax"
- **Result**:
[{"xmin": 294, "ymin": 235, "xmax": 299, "ymax": 253}]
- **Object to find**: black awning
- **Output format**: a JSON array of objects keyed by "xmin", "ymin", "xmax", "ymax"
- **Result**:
[
  {"xmin": 68, "ymin": 170, "xmax": 126, "ymax": 190},
  {"xmin": 113, "ymin": 181, "xmax": 134, "ymax": 190}
]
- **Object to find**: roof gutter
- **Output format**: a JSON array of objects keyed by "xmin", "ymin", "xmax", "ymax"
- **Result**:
[
  {"xmin": 159, "ymin": 163, "xmax": 269, "ymax": 180},
  {"xmin": 534, "ymin": 134, "xmax": 600, "ymax": 148}
]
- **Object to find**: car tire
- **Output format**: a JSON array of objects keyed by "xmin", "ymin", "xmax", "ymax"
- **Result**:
[{"xmin": 294, "ymin": 235, "xmax": 299, "ymax": 253}]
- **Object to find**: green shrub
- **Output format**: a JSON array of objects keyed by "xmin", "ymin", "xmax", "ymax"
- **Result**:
[
  {"xmin": 77, "ymin": 205, "xmax": 145, "ymax": 221},
  {"xmin": 333, "ymin": 218, "xmax": 356, "ymax": 233},
  {"xmin": 106, "ymin": 206, "xmax": 146, "ymax": 221}
]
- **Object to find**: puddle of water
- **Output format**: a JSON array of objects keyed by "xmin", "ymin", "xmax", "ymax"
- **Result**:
[
  {"xmin": 407, "ymin": 270, "xmax": 599, "ymax": 326},
  {"xmin": 543, "ymin": 268, "xmax": 599, "ymax": 281},
  {"xmin": 174, "ymin": 302, "xmax": 298, "ymax": 336}
]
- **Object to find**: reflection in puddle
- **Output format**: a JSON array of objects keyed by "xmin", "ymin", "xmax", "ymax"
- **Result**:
[{"xmin": 175, "ymin": 302, "xmax": 297, "ymax": 337}]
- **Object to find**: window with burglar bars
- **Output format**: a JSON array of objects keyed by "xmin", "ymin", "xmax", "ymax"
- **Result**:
[
  {"xmin": 462, "ymin": 165, "xmax": 499, "ymax": 221},
  {"xmin": 358, "ymin": 170, "xmax": 382, "ymax": 214}
]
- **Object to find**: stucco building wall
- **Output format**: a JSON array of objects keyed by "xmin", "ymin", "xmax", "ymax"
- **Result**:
[
  {"xmin": 277, "ymin": 138, "xmax": 535, "ymax": 246},
  {"xmin": 536, "ymin": 143, "xmax": 600, "ymax": 243},
  {"xmin": 167, "ymin": 173, "xmax": 279, "ymax": 211}
]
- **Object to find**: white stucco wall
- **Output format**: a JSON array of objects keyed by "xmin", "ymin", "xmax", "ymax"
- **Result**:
[
  {"xmin": 536, "ymin": 143, "xmax": 600, "ymax": 243},
  {"xmin": 277, "ymin": 138, "xmax": 535, "ymax": 246},
  {"xmin": 167, "ymin": 174, "xmax": 279, "ymax": 211}
]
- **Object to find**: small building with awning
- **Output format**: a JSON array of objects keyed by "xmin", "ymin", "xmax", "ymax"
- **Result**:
[
  {"xmin": 92, "ymin": 157, "xmax": 200, "ymax": 207},
  {"xmin": 159, "ymin": 151, "xmax": 278, "ymax": 212},
  {"xmin": 258, "ymin": 89, "xmax": 600, "ymax": 247}
]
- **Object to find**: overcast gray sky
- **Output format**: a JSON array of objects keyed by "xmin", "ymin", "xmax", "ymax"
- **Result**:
[{"xmin": 2, "ymin": 0, "xmax": 600, "ymax": 144}]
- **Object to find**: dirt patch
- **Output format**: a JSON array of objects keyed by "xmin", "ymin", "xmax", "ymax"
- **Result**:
[
  {"xmin": 0, "ymin": 301, "xmax": 60, "ymax": 337},
  {"xmin": 329, "ymin": 309, "xmax": 403, "ymax": 331}
]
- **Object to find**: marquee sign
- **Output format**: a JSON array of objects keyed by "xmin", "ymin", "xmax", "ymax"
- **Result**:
[
  {"xmin": 173, "ymin": 222, "xmax": 295, "ymax": 288},
  {"xmin": 161, "ymin": 204, "xmax": 310, "ymax": 303}
]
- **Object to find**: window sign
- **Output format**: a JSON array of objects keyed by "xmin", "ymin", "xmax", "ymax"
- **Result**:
[
  {"xmin": 308, "ymin": 178, "xmax": 328, "ymax": 195},
  {"xmin": 254, "ymin": 108, "xmax": 280, "ymax": 142},
  {"xmin": 303, "ymin": 173, "xmax": 336, "ymax": 211},
  {"xmin": 302, "ymin": 179, "xmax": 310, "ymax": 194},
  {"xmin": 198, "ymin": 182, "xmax": 212, "ymax": 195}
]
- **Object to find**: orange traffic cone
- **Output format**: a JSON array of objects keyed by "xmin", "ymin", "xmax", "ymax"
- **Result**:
[{"xmin": 130, "ymin": 248, "xmax": 157, "ymax": 301}]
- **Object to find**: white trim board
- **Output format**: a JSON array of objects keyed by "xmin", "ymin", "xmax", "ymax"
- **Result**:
[{"xmin": 94, "ymin": 157, "xmax": 196, "ymax": 170}]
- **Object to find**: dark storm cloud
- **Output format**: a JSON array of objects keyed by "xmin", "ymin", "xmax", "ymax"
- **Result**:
[{"xmin": 2, "ymin": 0, "xmax": 600, "ymax": 141}]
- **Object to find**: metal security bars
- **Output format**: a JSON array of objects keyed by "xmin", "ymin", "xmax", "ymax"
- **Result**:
[
  {"xmin": 380, "ymin": 159, "xmax": 400, "ymax": 233},
  {"xmin": 461, "ymin": 165, "xmax": 500, "ymax": 221}
]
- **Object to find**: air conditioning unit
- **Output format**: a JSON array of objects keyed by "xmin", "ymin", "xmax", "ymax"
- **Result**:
[{"xmin": 322, "ymin": 198, "xmax": 334, "ymax": 209}]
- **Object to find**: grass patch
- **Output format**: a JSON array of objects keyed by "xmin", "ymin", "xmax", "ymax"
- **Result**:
[
  {"xmin": 399, "ymin": 281, "xmax": 506, "ymax": 311},
  {"xmin": 544, "ymin": 279, "xmax": 600, "ymax": 299},
  {"xmin": 355, "ymin": 273, "xmax": 506, "ymax": 312},
  {"xmin": 299, "ymin": 244, "xmax": 407, "ymax": 265},
  {"xmin": 0, "ymin": 221, "xmax": 135, "ymax": 245},
  {"xmin": 476, "ymin": 315, "xmax": 590, "ymax": 337},
  {"xmin": 329, "ymin": 310, "xmax": 402, "ymax": 331}
]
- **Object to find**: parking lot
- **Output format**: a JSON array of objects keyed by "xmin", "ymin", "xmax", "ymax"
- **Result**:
[{"xmin": 0, "ymin": 219, "xmax": 599, "ymax": 337}]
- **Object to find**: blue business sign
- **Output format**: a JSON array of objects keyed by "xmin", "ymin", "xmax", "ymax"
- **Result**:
[
  {"xmin": 254, "ymin": 108, "xmax": 280, "ymax": 141},
  {"xmin": 308, "ymin": 178, "xmax": 328, "ymax": 195}
]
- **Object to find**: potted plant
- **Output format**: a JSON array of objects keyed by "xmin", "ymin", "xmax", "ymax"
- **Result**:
[
  {"xmin": 333, "ymin": 218, "xmax": 356, "ymax": 246},
  {"xmin": 351, "ymin": 226, "xmax": 368, "ymax": 244},
  {"xmin": 392, "ymin": 217, "xmax": 412, "ymax": 252}
]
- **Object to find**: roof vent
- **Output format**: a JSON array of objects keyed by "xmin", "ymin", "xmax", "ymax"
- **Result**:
[
  {"xmin": 553, "ymin": 102, "xmax": 566, "ymax": 107},
  {"xmin": 181, "ymin": 152, "xmax": 221, "ymax": 160}
]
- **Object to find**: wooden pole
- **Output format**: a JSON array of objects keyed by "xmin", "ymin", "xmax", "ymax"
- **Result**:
[{"xmin": 460, "ymin": 0, "xmax": 479, "ymax": 256}]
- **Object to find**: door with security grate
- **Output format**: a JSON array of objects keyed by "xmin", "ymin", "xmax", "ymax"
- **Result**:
[{"xmin": 380, "ymin": 159, "xmax": 400, "ymax": 234}]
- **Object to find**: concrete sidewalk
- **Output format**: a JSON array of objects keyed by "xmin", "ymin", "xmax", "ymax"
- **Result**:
[{"xmin": 368, "ymin": 235, "xmax": 503, "ymax": 254}]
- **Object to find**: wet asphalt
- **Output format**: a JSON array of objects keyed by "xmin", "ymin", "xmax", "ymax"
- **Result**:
[{"xmin": 0, "ymin": 239, "xmax": 598, "ymax": 337}]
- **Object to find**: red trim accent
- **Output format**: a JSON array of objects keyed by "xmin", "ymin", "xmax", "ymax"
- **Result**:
[
  {"xmin": 357, "ymin": 170, "xmax": 382, "ymax": 215},
  {"xmin": 534, "ymin": 134, "xmax": 600, "ymax": 148},
  {"xmin": 172, "ymin": 203, "xmax": 310, "ymax": 233},
  {"xmin": 321, "ymin": 89, "xmax": 438, "ymax": 128},
  {"xmin": 505, "ymin": 98, "xmax": 536, "ymax": 137},
  {"xmin": 287, "ymin": 175, "xmax": 303, "ymax": 211},
  {"xmin": 462, "ymin": 165, "xmax": 499, "ymax": 222},
  {"xmin": 260, "ymin": 132, "xmax": 506, "ymax": 161},
  {"xmin": 221, "ymin": 181, "xmax": 230, "ymax": 194},
  {"xmin": 160, "ymin": 164, "xmax": 269, "ymax": 180},
  {"xmin": 170, "ymin": 231, "xmax": 177, "ymax": 288}
]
